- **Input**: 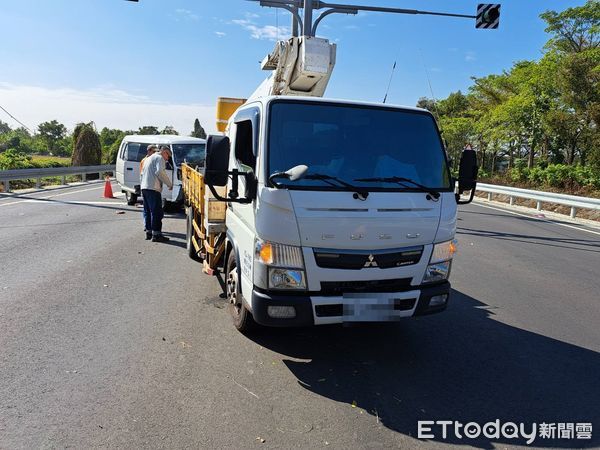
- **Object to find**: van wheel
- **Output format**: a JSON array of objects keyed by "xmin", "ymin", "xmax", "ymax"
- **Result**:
[
  {"xmin": 186, "ymin": 207, "xmax": 201, "ymax": 261},
  {"xmin": 125, "ymin": 191, "xmax": 137, "ymax": 205},
  {"xmin": 226, "ymin": 249, "xmax": 257, "ymax": 333}
]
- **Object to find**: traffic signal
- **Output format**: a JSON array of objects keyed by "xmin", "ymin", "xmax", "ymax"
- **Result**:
[{"xmin": 476, "ymin": 4, "xmax": 500, "ymax": 29}]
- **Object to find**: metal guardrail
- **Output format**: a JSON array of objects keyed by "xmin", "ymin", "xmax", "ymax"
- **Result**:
[
  {"xmin": 476, "ymin": 182, "xmax": 600, "ymax": 218},
  {"xmin": 0, "ymin": 165, "xmax": 115, "ymax": 193}
]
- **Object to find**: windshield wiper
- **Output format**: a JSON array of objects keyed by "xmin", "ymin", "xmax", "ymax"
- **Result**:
[
  {"xmin": 303, "ymin": 173, "xmax": 369, "ymax": 199},
  {"xmin": 354, "ymin": 176, "xmax": 441, "ymax": 200}
]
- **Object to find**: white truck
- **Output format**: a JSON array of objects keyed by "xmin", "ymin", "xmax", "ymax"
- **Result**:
[{"xmin": 183, "ymin": 1, "xmax": 487, "ymax": 332}]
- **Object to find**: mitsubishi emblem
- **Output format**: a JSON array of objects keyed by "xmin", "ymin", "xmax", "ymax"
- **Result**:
[{"xmin": 364, "ymin": 254, "xmax": 378, "ymax": 268}]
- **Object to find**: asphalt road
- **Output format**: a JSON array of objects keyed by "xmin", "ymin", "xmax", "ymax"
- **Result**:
[{"xmin": 0, "ymin": 182, "xmax": 599, "ymax": 449}]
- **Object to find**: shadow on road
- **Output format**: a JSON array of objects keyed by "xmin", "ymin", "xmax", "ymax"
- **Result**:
[
  {"xmin": 247, "ymin": 290, "xmax": 600, "ymax": 448},
  {"xmin": 457, "ymin": 226, "xmax": 600, "ymax": 253}
]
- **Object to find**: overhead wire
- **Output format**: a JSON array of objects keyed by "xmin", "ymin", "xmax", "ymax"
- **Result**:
[{"xmin": 0, "ymin": 104, "xmax": 33, "ymax": 133}]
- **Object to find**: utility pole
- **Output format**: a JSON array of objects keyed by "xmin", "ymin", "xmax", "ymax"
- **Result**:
[
  {"xmin": 303, "ymin": 0, "xmax": 313, "ymax": 36},
  {"xmin": 291, "ymin": 5, "xmax": 299, "ymax": 36}
]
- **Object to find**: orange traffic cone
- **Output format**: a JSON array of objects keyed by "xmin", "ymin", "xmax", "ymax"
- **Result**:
[{"xmin": 103, "ymin": 176, "xmax": 115, "ymax": 199}]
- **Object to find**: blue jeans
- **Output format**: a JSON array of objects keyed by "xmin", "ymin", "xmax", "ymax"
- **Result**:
[{"xmin": 142, "ymin": 189, "xmax": 163, "ymax": 236}]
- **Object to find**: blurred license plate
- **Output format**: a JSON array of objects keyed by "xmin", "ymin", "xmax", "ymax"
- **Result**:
[{"xmin": 343, "ymin": 294, "xmax": 395, "ymax": 322}]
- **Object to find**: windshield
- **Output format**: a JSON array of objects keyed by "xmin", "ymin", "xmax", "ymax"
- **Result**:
[
  {"xmin": 268, "ymin": 102, "xmax": 450, "ymax": 190},
  {"xmin": 172, "ymin": 143, "xmax": 206, "ymax": 167}
]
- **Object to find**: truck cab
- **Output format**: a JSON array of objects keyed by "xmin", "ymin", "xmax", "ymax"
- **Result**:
[{"xmin": 204, "ymin": 95, "xmax": 477, "ymax": 330}]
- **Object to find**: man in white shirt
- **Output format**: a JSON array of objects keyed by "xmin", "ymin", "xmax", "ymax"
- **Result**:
[{"xmin": 140, "ymin": 146, "xmax": 173, "ymax": 242}]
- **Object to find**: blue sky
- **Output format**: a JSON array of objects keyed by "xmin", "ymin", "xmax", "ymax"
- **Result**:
[{"xmin": 0, "ymin": 0, "xmax": 586, "ymax": 134}]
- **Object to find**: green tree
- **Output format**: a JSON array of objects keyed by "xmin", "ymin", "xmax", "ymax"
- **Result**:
[
  {"xmin": 0, "ymin": 149, "xmax": 34, "ymax": 170},
  {"xmin": 99, "ymin": 127, "xmax": 124, "ymax": 148},
  {"xmin": 37, "ymin": 120, "xmax": 67, "ymax": 155},
  {"xmin": 541, "ymin": 1, "xmax": 600, "ymax": 166},
  {"xmin": 540, "ymin": 1, "xmax": 600, "ymax": 54},
  {"xmin": 0, "ymin": 120, "xmax": 11, "ymax": 135},
  {"xmin": 191, "ymin": 118, "xmax": 207, "ymax": 139},
  {"xmin": 415, "ymin": 98, "xmax": 438, "ymax": 113},
  {"xmin": 138, "ymin": 126, "xmax": 159, "ymax": 135},
  {"xmin": 72, "ymin": 126, "xmax": 102, "ymax": 169},
  {"xmin": 161, "ymin": 126, "xmax": 178, "ymax": 135},
  {"xmin": 1, "ymin": 127, "xmax": 35, "ymax": 154},
  {"xmin": 99, "ymin": 127, "xmax": 126, "ymax": 163}
]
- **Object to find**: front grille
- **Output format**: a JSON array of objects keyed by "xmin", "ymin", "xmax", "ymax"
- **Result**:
[
  {"xmin": 315, "ymin": 304, "xmax": 343, "ymax": 317},
  {"xmin": 320, "ymin": 278, "xmax": 412, "ymax": 295},
  {"xmin": 314, "ymin": 247, "xmax": 423, "ymax": 270}
]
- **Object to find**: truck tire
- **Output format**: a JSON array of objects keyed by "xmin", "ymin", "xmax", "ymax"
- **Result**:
[
  {"xmin": 186, "ymin": 207, "xmax": 201, "ymax": 261},
  {"xmin": 125, "ymin": 191, "xmax": 137, "ymax": 206},
  {"xmin": 226, "ymin": 249, "xmax": 257, "ymax": 333}
]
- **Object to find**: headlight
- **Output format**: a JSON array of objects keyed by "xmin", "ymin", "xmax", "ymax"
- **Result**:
[
  {"xmin": 423, "ymin": 240, "xmax": 456, "ymax": 283},
  {"xmin": 254, "ymin": 239, "xmax": 306, "ymax": 290},
  {"xmin": 423, "ymin": 260, "xmax": 452, "ymax": 283},
  {"xmin": 269, "ymin": 268, "xmax": 306, "ymax": 290}
]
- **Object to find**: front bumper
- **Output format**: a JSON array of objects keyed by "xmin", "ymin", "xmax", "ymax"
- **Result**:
[{"xmin": 250, "ymin": 282, "xmax": 450, "ymax": 327}]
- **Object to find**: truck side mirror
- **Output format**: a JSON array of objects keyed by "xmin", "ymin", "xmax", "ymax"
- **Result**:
[
  {"xmin": 204, "ymin": 134, "xmax": 256, "ymax": 204},
  {"xmin": 204, "ymin": 135, "xmax": 231, "ymax": 187},
  {"xmin": 456, "ymin": 148, "xmax": 478, "ymax": 204}
]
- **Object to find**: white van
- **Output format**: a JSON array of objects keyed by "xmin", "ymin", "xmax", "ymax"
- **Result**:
[{"xmin": 115, "ymin": 135, "xmax": 206, "ymax": 208}]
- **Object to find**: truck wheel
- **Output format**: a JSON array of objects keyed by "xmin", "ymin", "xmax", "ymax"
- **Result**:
[
  {"xmin": 226, "ymin": 250, "xmax": 257, "ymax": 333},
  {"xmin": 186, "ymin": 207, "xmax": 201, "ymax": 261},
  {"xmin": 125, "ymin": 191, "xmax": 137, "ymax": 205}
]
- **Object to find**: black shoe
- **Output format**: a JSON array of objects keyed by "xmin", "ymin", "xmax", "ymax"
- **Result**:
[
  {"xmin": 145, "ymin": 232, "xmax": 152, "ymax": 240},
  {"xmin": 152, "ymin": 235, "xmax": 170, "ymax": 243}
]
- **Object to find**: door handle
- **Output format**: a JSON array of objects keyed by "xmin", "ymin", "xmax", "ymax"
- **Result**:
[{"xmin": 126, "ymin": 168, "xmax": 133, "ymax": 171}]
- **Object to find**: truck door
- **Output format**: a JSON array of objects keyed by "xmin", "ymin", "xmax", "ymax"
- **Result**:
[
  {"xmin": 115, "ymin": 141, "xmax": 127, "ymax": 186},
  {"xmin": 123, "ymin": 142, "xmax": 146, "ymax": 190},
  {"xmin": 227, "ymin": 107, "xmax": 261, "ymax": 299},
  {"xmin": 161, "ymin": 150, "xmax": 176, "ymax": 202}
]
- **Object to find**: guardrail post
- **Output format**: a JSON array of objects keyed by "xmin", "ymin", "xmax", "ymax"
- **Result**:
[
  {"xmin": 82, "ymin": 173, "xmax": 86, "ymax": 182},
  {"xmin": 61, "ymin": 176, "xmax": 66, "ymax": 185},
  {"xmin": 570, "ymin": 207, "xmax": 577, "ymax": 218},
  {"xmin": 509, "ymin": 196, "xmax": 514, "ymax": 206},
  {"xmin": 536, "ymin": 201, "xmax": 542, "ymax": 211},
  {"xmin": 487, "ymin": 192, "xmax": 492, "ymax": 201},
  {"xmin": 1, "ymin": 180, "xmax": 9, "ymax": 193},
  {"xmin": 36, "ymin": 177, "xmax": 41, "ymax": 189}
]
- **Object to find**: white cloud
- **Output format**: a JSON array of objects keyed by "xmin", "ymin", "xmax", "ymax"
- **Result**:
[
  {"xmin": 175, "ymin": 8, "xmax": 199, "ymax": 21},
  {"xmin": 215, "ymin": 31, "xmax": 226, "ymax": 38},
  {"xmin": 0, "ymin": 83, "xmax": 216, "ymax": 135},
  {"xmin": 465, "ymin": 51, "xmax": 477, "ymax": 62},
  {"xmin": 231, "ymin": 18, "xmax": 289, "ymax": 41}
]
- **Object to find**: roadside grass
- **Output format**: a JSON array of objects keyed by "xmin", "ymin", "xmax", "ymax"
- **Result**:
[{"xmin": 30, "ymin": 155, "xmax": 72, "ymax": 166}]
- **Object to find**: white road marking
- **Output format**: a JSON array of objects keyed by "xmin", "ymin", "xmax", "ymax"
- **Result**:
[
  {"xmin": 15, "ymin": 200, "xmax": 127, "ymax": 206},
  {"xmin": 0, "ymin": 184, "xmax": 117, "ymax": 207},
  {"xmin": 471, "ymin": 201, "xmax": 600, "ymax": 237}
]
